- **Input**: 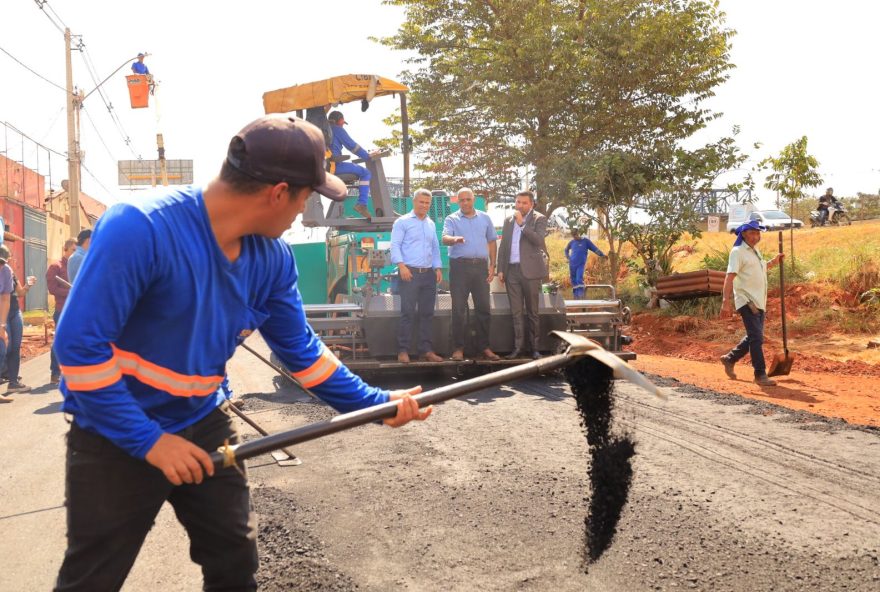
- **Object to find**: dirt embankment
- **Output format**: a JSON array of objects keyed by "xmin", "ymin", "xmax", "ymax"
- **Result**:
[{"xmin": 626, "ymin": 312, "xmax": 880, "ymax": 427}]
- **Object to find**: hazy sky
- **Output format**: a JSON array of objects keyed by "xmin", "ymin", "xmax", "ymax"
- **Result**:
[{"xmin": 2, "ymin": 0, "xmax": 878, "ymax": 213}]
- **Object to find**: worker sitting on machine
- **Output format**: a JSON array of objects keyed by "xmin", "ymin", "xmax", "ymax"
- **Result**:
[{"xmin": 328, "ymin": 110, "xmax": 378, "ymax": 220}]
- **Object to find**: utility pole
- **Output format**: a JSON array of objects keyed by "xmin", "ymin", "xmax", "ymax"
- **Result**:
[{"xmin": 64, "ymin": 27, "xmax": 82, "ymax": 235}]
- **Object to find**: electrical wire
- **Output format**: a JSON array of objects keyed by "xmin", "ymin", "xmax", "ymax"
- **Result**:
[
  {"xmin": 77, "ymin": 42, "xmax": 140, "ymax": 159},
  {"xmin": 81, "ymin": 162, "xmax": 116, "ymax": 203},
  {"xmin": 33, "ymin": 0, "xmax": 67, "ymax": 33},
  {"xmin": 81, "ymin": 105, "xmax": 118, "ymax": 163},
  {"xmin": 0, "ymin": 45, "xmax": 67, "ymax": 92}
]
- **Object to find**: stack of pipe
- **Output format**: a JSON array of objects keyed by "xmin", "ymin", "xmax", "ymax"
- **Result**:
[{"xmin": 655, "ymin": 270, "xmax": 726, "ymax": 300}]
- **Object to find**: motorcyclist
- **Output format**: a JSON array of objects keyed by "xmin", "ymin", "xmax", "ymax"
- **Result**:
[{"xmin": 817, "ymin": 187, "xmax": 839, "ymax": 226}]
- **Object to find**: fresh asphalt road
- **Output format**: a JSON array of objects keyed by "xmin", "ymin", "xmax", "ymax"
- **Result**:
[{"xmin": 1, "ymin": 342, "xmax": 878, "ymax": 591}]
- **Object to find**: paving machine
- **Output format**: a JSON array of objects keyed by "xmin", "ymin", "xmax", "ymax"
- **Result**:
[{"xmin": 262, "ymin": 75, "xmax": 633, "ymax": 375}]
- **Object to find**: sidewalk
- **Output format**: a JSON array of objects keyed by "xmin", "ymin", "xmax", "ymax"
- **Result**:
[{"xmin": 0, "ymin": 353, "xmax": 200, "ymax": 591}]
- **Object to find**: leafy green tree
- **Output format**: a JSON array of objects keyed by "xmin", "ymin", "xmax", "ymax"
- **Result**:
[
  {"xmin": 758, "ymin": 136, "xmax": 822, "ymax": 264},
  {"xmin": 380, "ymin": 0, "xmax": 735, "ymax": 216},
  {"xmin": 572, "ymin": 135, "xmax": 747, "ymax": 287}
]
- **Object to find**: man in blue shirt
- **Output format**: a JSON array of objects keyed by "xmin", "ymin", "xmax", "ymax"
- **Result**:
[
  {"xmin": 442, "ymin": 188, "xmax": 500, "ymax": 361},
  {"xmin": 53, "ymin": 115, "xmax": 432, "ymax": 591},
  {"xmin": 328, "ymin": 110, "xmax": 377, "ymax": 220},
  {"xmin": 391, "ymin": 188, "xmax": 443, "ymax": 363},
  {"xmin": 67, "ymin": 228, "xmax": 91, "ymax": 284},
  {"xmin": 131, "ymin": 52, "xmax": 149, "ymax": 75},
  {"xmin": 564, "ymin": 229, "xmax": 605, "ymax": 299}
]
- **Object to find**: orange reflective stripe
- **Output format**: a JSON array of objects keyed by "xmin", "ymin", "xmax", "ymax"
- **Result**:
[
  {"xmin": 61, "ymin": 357, "xmax": 118, "ymax": 376},
  {"xmin": 112, "ymin": 345, "xmax": 224, "ymax": 397},
  {"xmin": 61, "ymin": 358, "xmax": 123, "ymax": 391},
  {"xmin": 292, "ymin": 347, "xmax": 340, "ymax": 388}
]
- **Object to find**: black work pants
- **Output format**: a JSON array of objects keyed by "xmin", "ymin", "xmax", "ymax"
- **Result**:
[
  {"xmin": 449, "ymin": 258, "xmax": 491, "ymax": 352},
  {"xmin": 397, "ymin": 269, "xmax": 437, "ymax": 354},
  {"xmin": 54, "ymin": 404, "xmax": 258, "ymax": 592},
  {"xmin": 505, "ymin": 264, "xmax": 541, "ymax": 353}
]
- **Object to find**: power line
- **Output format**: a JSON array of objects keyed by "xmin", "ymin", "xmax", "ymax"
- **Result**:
[
  {"xmin": 81, "ymin": 162, "xmax": 116, "ymax": 203},
  {"xmin": 0, "ymin": 45, "xmax": 67, "ymax": 92},
  {"xmin": 77, "ymin": 42, "xmax": 140, "ymax": 159},
  {"xmin": 81, "ymin": 105, "xmax": 118, "ymax": 164},
  {"xmin": 33, "ymin": 0, "xmax": 66, "ymax": 33}
]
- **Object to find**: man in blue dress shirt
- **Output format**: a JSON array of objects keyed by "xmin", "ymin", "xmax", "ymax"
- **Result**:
[
  {"xmin": 442, "ymin": 188, "xmax": 500, "ymax": 361},
  {"xmin": 391, "ymin": 189, "xmax": 443, "ymax": 363}
]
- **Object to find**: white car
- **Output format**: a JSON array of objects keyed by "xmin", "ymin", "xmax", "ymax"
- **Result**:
[{"xmin": 727, "ymin": 209, "xmax": 803, "ymax": 233}]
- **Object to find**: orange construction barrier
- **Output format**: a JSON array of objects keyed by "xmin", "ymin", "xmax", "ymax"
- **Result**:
[{"xmin": 126, "ymin": 74, "xmax": 150, "ymax": 109}]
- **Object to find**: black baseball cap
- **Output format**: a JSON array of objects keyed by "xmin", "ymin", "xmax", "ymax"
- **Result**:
[
  {"xmin": 328, "ymin": 111, "xmax": 346, "ymax": 124},
  {"xmin": 226, "ymin": 115, "xmax": 347, "ymax": 201}
]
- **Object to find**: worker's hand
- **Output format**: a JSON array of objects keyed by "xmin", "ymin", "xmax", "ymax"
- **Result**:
[
  {"xmin": 719, "ymin": 300, "xmax": 734, "ymax": 320},
  {"xmin": 369, "ymin": 150, "xmax": 382, "ymax": 159},
  {"xmin": 145, "ymin": 433, "xmax": 215, "ymax": 486},
  {"xmin": 452, "ymin": 236, "xmax": 465, "ymax": 244},
  {"xmin": 384, "ymin": 386, "xmax": 432, "ymax": 427},
  {"xmin": 772, "ymin": 253, "xmax": 785, "ymax": 266},
  {"xmin": 435, "ymin": 269, "xmax": 443, "ymax": 283},
  {"xmin": 497, "ymin": 272, "xmax": 504, "ymax": 284},
  {"xmin": 486, "ymin": 270, "xmax": 495, "ymax": 284},
  {"xmin": 399, "ymin": 265, "xmax": 413, "ymax": 282},
  {"xmin": 0, "ymin": 327, "xmax": 6, "ymax": 347},
  {"xmin": 514, "ymin": 210, "xmax": 524, "ymax": 225}
]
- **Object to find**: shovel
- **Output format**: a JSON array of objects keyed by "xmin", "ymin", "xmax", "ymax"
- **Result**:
[
  {"xmin": 768, "ymin": 232, "xmax": 795, "ymax": 377},
  {"xmin": 210, "ymin": 331, "xmax": 663, "ymax": 471}
]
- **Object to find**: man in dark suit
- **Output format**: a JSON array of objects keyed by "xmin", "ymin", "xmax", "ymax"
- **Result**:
[{"xmin": 496, "ymin": 190, "xmax": 549, "ymax": 359}]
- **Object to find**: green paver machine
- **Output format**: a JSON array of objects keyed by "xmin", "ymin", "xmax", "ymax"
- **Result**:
[{"xmin": 262, "ymin": 75, "xmax": 632, "ymax": 375}]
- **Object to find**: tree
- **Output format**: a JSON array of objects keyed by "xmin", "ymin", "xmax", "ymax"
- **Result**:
[
  {"xmin": 380, "ymin": 0, "xmax": 735, "ymax": 219},
  {"xmin": 758, "ymin": 136, "xmax": 822, "ymax": 265},
  {"xmin": 571, "ymin": 135, "xmax": 747, "ymax": 288}
]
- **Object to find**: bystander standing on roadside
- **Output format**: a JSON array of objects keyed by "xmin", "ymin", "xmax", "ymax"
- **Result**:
[
  {"xmin": 442, "ymin": 187, "xmax": 500, "ymax": 361},
  {"xmin": 719, "ymin": 220, "xmax": 784, "ymax": 386},
  {"xmin": 0, "ymin": 245, "xmax": 32, "ymax": 394},
  {"xmin": 67, "ymin": 229, "xmax": 91, "ymax": 284},
  {"xmin": 46, "ymin": 238, "xmax": 75, "ymax": 384}
]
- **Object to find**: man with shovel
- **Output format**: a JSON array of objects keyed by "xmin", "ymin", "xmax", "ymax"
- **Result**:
[
  {"xmin": 52, "ymin": 115, "xmax": 431, "ymax": 591},
  {"xmin": 719, "ymin": 220, "xmax": 784, "ymax": 386}
]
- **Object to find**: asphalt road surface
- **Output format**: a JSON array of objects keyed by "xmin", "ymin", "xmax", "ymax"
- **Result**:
[{"xmin": 1, "ymin": 343, "xmax": 878, "ymax": 591}]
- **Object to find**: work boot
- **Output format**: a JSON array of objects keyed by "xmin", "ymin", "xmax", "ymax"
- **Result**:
[
  {"xmin": 450, "ymin": 349, "xmax": 464, "ymax": 361},
  {"xmin": 353, "ymin": 203, "xmax": 372, "ymax": 220},
  {"xmin": 397, "ymin": 351, "xmax": 411, "ymax": 364},
  {"xmin": 720, "ymin": 356, "xmax": 737, "ymax": 380},
  {"xmin": 50, "ymin": 374, "xmax": 61, "ymax": 385},
  {"xmin": 6, "ymin": 382, "xmax": 31, "ymax": 394},
  {"xmin": 421, "ymin": 352, "xmax": 444, "ymax": 363},
  {"xmin": 754, "ymin": 375, "xmax": 777, "ymax": 387}
]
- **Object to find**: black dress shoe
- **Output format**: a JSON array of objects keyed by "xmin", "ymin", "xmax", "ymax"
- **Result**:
[
  {"xmin": 531, "ymin": 351, "xmax": 541, "ymax": 360},
  {"xmin": 505, "ymin": 350, "xmax": 522, "ymax": 360}
]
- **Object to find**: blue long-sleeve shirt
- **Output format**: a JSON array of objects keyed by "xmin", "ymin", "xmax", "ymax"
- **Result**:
[
  {"xmin": 67, "ymin": 246, "xmax": 86, "ymax": 283},
  {"xmin": 56, "ymin": 187, "xmax": 389, "ymax": 459},
  {"xmin": 390, "ymin": 211, "xmax": 442, "ymax": 268},
  {"xmin": 330, "ymin": 125, "xmax": 370, "ymax": 161},
  {"xmin": 564, "ymin": 237, "xmax": 605, "ymax": 265}
]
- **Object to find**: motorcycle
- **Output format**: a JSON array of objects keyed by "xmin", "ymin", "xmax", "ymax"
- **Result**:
[{"xmin": 809, "ymin": 202, "xmax": 851, "ymax": 227}]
